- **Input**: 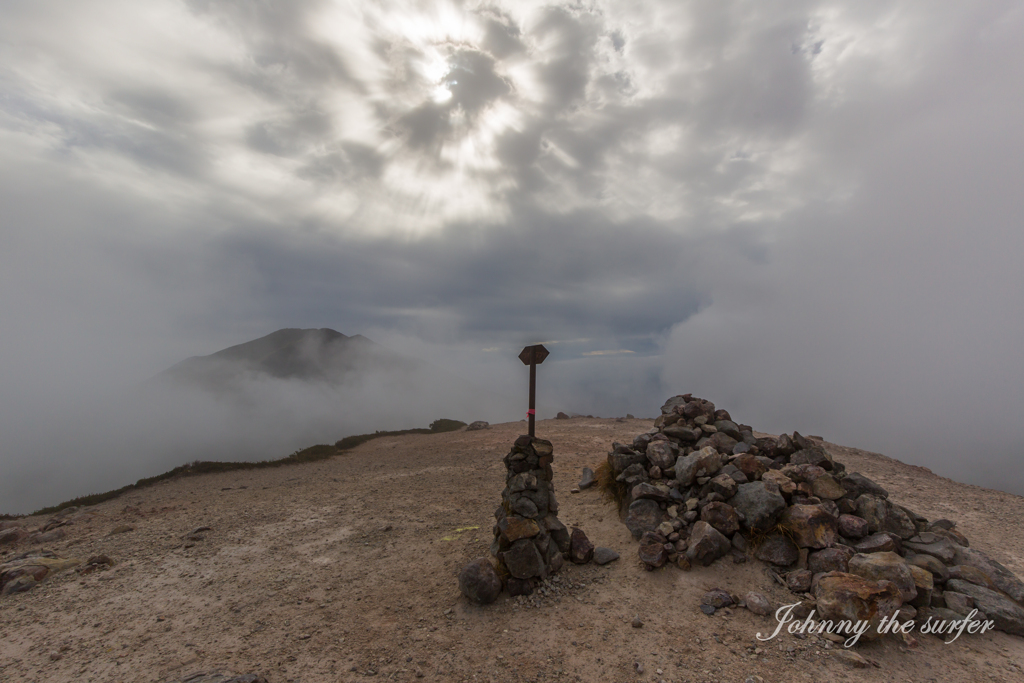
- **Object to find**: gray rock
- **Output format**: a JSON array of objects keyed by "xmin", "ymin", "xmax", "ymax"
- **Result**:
[
  {"xmin": 790, "ymin": 447, "xmax": 832, "ymax": 470},
  {"xmin": 674, "ymin": 447, "xmax": 724, "ymax": 487},
  {"xmin": 511, "ymin": 497, "xmax": 539, "ymax": 519},
  {"xmin": 701, "ymin": 588, "xmax": 734, "ymax": 609},
  {"xmin": 570, "ymin": 528, "xmax": 595, "ymax": 564},
  {"xmin": 624, "ymin": 499, "xmax": 663, "ymax": 540},
  {"xmin": 808, "ymin": 547, "xmax": 855, "ymax": 574},
  {"xmin": 459, "ymin": 558, "xmax": 502, "ymax": 605},
  {"xmin": 728, "ymin": 481, "xmax": 786, "ymax": 531},
  {"xmin": 848, "ymin": 552, "xmax": 917, "ymax": 603},
  {"xmin": 840, "ymin": 472, "xmax": 889, "ymax": 499},
  {"xmin": 952, "ymin": 546, "xmax": 1024, "ymax": 605},
  {"xmin": 466, "ymin": 421, "xmax": 490, "ymax": 431},
  {"xmin": 945, "ymin": 579, "xmax": 1024, "ymax": 636},
  {"xmin": 908, "ymin": 554, "xmax": 949, "ymax": 583},
  {"xmin": 502, "ymin": 539, "xmax": 545, "ymax": 579},
  {"xmin": 608, "ymin": 450, "xmax": 647, "ymax": 476},
  {"xmin": 838, "ymin": 514, "xmax": 869, "ymax": 539},
  {"xmin": 942, "ymin": 591, "xmax": 975, "ymax": 616},
  {"xmin": 813, "ymin": 572, "xmax": 902, "ymax": 641},
  {"xmin": 754, "ymin": 535, "xmax": 800, "ymax": 567},
  {"xmin": 594, "ymin": 547, "xmax": 620, "ymax": 565},
  {"xmin": 543, "ymin": 515, "xmax": 572, "ymax": 554},
  {"xmin": 855, "ymin": 532, "xmax": 899, "ymax": 554},
  {"xmin": 578, "ymin": 467, "xmax": 596, "ymax": 489},
  {"xmin": 631, "ymin": 482, "xmax": 672, "ymax": 503},
  {"xmin": 638, "ymin": 532, "xmax": 668, "ymax": 568},
  {"xmin": 779, "ymin": 504, "xmax": 838, "ymax": 549},
  {"xmin": 713, "ymin": 420, "xmax": 741, "ymax": 439},
  {"xmin": 903, "ymin": 538, "xmax": 957, "ymax": 564},
  {"xmin": 709, "ymin": 473, "xmax": 738, "ymax": 499},
  {"xmin": 645, "ymin": 440, "xmax": 677, "ymax": 470},
  {"xmin": 787, "ymin": 569, "xmax": 813, "ymax": 593},
  {"xmin": 686, "ymin": 521, "xmax": 732, "ymax": 566},
  {"xmin": 700, "ymin": 502, "xmax": 740, "ymax": 537}
]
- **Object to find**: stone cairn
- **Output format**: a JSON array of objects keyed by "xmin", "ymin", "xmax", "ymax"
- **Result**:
[
  {"xmin": 459, "ymin": 435, "xmax": 595, "ymax": 604},
  {"xmin": 610, "ymin": 393, "xmax": 1024, "ymax": 639}
]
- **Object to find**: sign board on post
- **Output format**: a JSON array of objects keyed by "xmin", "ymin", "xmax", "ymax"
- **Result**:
[{"xmin": 518, "ymin": 344, "xmax": 549, "ymax": 437}]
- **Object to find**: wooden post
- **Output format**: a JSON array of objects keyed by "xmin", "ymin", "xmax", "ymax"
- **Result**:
[{"xmin": 518, "ymin": 344, "xmax": 549, "ymax": 437}]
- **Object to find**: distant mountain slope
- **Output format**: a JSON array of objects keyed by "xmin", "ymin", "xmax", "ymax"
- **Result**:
[{"xmin": 157, "ymin": 328, "xmax": 418, "ymax": 392}]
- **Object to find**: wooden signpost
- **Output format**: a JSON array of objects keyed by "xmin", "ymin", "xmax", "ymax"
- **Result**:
[{"xmin": 518, "ymin": 344, "xmax": 549, "ymax": 437}]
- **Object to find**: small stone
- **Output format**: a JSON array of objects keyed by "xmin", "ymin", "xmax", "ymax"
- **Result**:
[
  {"xmin": 700, "ymin": 604, "xmax": 716, "ymax": 615},
  {"xmin": 593, "ymin": 547, "xmax": 620, "ymax": 565},
  {"xmin": 745, "ymin": 592, "xmax": 771, "ymax": 616},
  {"xmin": 631, "ymin": 616, "xmax": 643, "ymax": 628},
  {"xmin": 832, "ymin": 650, "xmax": 870, "ymax": 668},
  {"xmin": 579, "ymin": 467, "xmax": 596, "ymax": 489},
  {"xmin": 786, "ymin": 569, "xmax": 813, "ymax": 593},
  {"xmin": 701, "ymin": 588, "xmax": 734, "ymax": 609},
  {"xmin": 569, "ymin": 528, "xmax": 595, "ymax": 564}
]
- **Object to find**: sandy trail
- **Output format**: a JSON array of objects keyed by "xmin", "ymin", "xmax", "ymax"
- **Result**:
[{"xmin": 2, "ymin": 418, "xmax": 1023, "ymax": 682}]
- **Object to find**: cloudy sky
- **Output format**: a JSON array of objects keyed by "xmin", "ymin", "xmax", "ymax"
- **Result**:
[{"xmin": 2, "ymin": 1, "xmax": 1023, "ymax": 512}]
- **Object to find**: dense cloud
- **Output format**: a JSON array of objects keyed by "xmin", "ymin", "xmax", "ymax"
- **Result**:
[{"xmin": 1, "ymin": 1, "xmax": 1022, "ymax": 512}]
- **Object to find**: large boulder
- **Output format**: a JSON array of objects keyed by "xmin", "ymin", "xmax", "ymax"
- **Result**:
[
  {"xmin": 952, "ymin": 546, "xmax": 1024, "ymax": 605},
  {"xmin": 813, "ymin": 572, "xmax": 903, "ymax": 641},
  {"xmin": 686, "ymin": 521, "xmax": 731, "ymax": 566},
  {"xmin": 624, "ymin": 499, "xmax": 663, "ymax": 540},
  {"xmin": 459, "ymin": 558, "xmax": 502, "ymax": 604},
  {"xmin": 945, "ymin": 579, "xmax": 1024, "ymax": 636},
  {"xmin": 779, "ymin": 505, "xmax": 838, "ymax": 549},
  {"xmin": 848, "ymin": 552, "xmax": 917, "ymax": 603},
  {"xmin": 729, "ymin": 481, "xmax": 786, "ymax": 531}
]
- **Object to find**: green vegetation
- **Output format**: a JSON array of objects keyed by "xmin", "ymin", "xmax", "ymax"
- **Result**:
[{"xmin": 28, "ymin": 418, "xmax": 468, "ymax": 517}]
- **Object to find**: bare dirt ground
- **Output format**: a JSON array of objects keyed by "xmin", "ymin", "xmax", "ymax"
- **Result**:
[{"xmin": 3, "ymin": 418, "xmax": 1024, "ymax": 683}]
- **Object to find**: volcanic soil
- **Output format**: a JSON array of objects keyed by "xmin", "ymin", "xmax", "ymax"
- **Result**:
[{"xmin": 2, "ymin": 418, "xmax": 1024, "ymax": 682}]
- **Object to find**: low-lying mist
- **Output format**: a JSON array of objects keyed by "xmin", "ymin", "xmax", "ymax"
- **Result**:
[{"xmin": 0, "ymin": 334, "xmax": 519, "ymax": 515}]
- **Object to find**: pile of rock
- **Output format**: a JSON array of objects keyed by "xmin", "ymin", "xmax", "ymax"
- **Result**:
[
  {"xmin": 460, "ymin": 435, "xmax": 602, "ymax": 604},
  {"xmin": 610, "ymin": 393, "xmax": 1024, "ymax": 638}
]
